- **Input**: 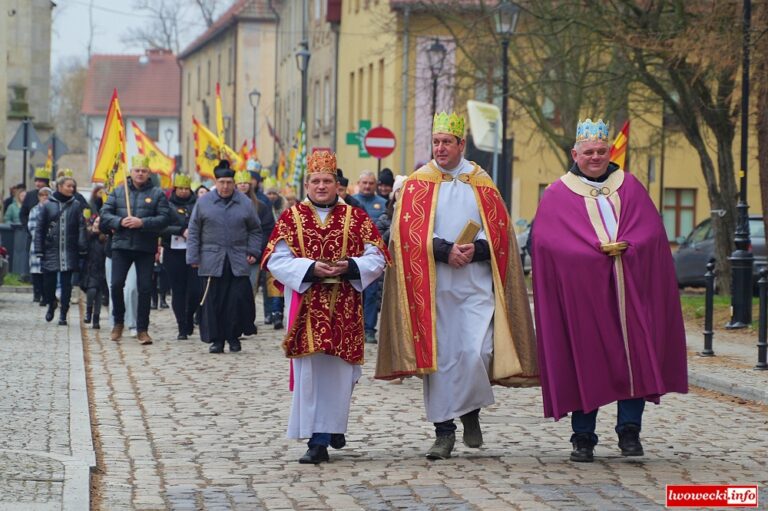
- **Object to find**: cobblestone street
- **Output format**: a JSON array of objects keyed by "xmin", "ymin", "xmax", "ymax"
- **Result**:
[
  {"xmin": 2, "ymin": 288, "xmax": 767, "ymax": 510},
  {"xmin": 82, "ymin": 295, "xmax": 768, "ymax": 510}
]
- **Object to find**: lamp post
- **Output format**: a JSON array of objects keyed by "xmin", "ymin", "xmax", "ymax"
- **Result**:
[
  {"xmin": 427, "ymin": 38, "xmax": 447, "ymax": 120},
  {"xmin": 164, "ymin": 127, "xmax": 173, "ymax": 155},
  {"xmin": 248, "ymin": 88, "xmax": 261, "ymax": 155},
  {"xmin": 494, "ymin": 0, "xmax": 521, "ymax": 209},
  {"xmin": 295, "ymin": 40, "xmax": 311, "ymax": 194},
  {"xmin": 728, "ymin": 0, "xmax": 754, "ymax": 328}
]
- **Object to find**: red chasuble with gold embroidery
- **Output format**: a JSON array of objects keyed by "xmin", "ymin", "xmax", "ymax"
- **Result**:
[{"xmin": 262, "ymin": 202, "xmax": 390, "ymax": 364}]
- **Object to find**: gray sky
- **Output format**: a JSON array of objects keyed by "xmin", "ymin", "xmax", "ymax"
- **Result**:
[{"xmin": 51, "ymin": 0, "xmax": 219, "ymax": 70}]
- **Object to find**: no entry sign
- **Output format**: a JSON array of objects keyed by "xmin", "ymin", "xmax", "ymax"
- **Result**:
[{"xmin": 364, "ymin": 126, "xmax": 396, "ymax": 159}]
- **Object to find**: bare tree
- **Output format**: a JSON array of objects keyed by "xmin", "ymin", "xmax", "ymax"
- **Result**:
[
  {"xmin": 195, "ymin": 0, "xmax": 223, "ymax": 28},
  {"xmin": 121, "ymin": 0, "xmax": 184, "ymax": 53},
  {"xmin": 50, "ymin": 58, "xmax": 89, "ymax": 154}
]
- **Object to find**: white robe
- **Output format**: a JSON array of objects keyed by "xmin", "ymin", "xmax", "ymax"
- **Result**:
[
  {"xmin": 266, "ymin": 201, "xmax": 387, "ymax": 439},
  {"xmin": 422, "ymin": 158, "xmax": 496, "ymax": 423}
]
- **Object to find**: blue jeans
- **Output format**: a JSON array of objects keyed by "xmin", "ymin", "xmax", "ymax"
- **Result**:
[
  {"xmin": 571, "ymin": 398, "xmax": 645, "ymax": 445},
  {"xmin": 363, "ymin": 279, "xmax": 381, "ymax": 333},
  {"xmin": 308, "ymin": 433, "xmax": 330, "ymax": 448}
]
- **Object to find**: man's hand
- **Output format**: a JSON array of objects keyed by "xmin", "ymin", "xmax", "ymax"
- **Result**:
[
  {"xmin": 313, "ymin": 261, "xmax": 339, "ymax": 277},
  {"xmin": 246, "ymin": 255, "xmax": 257, "ymax": 265},
  {"xmin": 182, "ymin": 228, "xmax": 189, "ymax": 239},
  {"xmin": 330, "ymin": 260, "xmax": 349, "ymax": 276},
  {"xmin": 120, "ymin": 216, "xmax": 144, "ymax": 229},
  {"xmin": 448, "ymin": 243, "xmax": 473, "ymax": 268}
]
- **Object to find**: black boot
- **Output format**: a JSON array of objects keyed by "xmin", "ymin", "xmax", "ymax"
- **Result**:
[
  {"xmin": 209, "ymin": 341, "xmax": 225, "ymax": 353},
  {"xmin": 84, "ymin": 307, "xmax": 92, "ymax": 324},
  {"xmin": 159, "ymin": 293, "xmax": 169, "ymax": 309},
  {"xmin": 150, "ymin": 294, "xmax": 158, "ymax": 310},
  {"xmin": 299, "ymin": 446, "xmax": 329, "ymax": 464},
  {"xmin": 92, "ymin": 316, "xmax": 100, "ymax": 329},
  {"xmin": 570, "ymin": 433, "xmax": 595, "ymax": 462},
  {"xmin": 58, "ymin": 305, "xmax": 69, "ymax": 326},
  {"xmin": 273, "ymin": 312, "xmax": 284, "ymax": 330},
  {"xmin": 618, "ymin": 424, "xmax": 644, "ymax": 457},
  {"xmin": 45, "ymin": 300, "xmax": 58, "ymax": 322},
  {"xmin": 228, "ymin": 339, "xmax": 242, "ymax": 352},
  {"xmin": 177, "ymin": 325, "xmax": 188, "ymax": 340}
]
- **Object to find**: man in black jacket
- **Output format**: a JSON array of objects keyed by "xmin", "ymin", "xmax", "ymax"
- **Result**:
[
  {"xmin": 100, "ymin": 156, "xmax": 170, "ymax": 345},
  {"xmin": 20, "ymin": 167, "xmax": 52, "ymax": 227}
]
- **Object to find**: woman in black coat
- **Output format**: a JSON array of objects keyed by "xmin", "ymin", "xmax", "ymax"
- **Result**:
[
  {"xmin": 34, "ymin": 176, "xmax": 87, "ymax": 325},
  {"xmin": 81, "ymin": 215, "xmax": 107, "ymax": 329}
]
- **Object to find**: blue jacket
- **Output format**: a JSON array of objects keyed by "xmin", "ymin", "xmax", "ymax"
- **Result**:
[
  {"xmin": 186, "ymin": 189, "xmax": 263, "ymax": 277},
  {"xmin": 352, "ymin": 193, "xmax": 386, "ymax": 222},
  {"xmin": 100, "ymin": 178, "xmax": 171, "ymax": 253}
]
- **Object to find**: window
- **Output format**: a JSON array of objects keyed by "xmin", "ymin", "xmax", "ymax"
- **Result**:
[
  {"xmin": 663, "ymin": 188, "xmax": 696, "ymax": 240},
  {"xmin": 207, "ymin": 60, "xmax": 211, "ymax": 95},
  {"xmin": 368, "ymin": 63, "xmax": 374, "ymax": 119},
  {"xmin": 145, "ymin": 119, "xmax": 160, "ymax": 141},
  {"xmin": 217, "ymin": 52, "xmax": 222, "ymax": 83},
  {"xmin": 358, "ymin": 67, "xmax": 364, "ymax": 123},
  {"xmin": 313, "ymin": 80, "xmax": 322, "ymax": 135},
  {"xmin": 349, "ymin": 72, "xmax": 355, "ymax": 130},
  {"xmin": 323, "ymin": 76, "xmax": 331, "ymax": 129},
  {"xmin": 228, "ymin": 46, "xmax": 234, "ymax": 85},
  {"xmin": 377, "ymin": 59, "xmax": 384, "ymax": 123},
  {"xmin": 196, "ymin": 64, "xmax": 201, "ymax": 100},
  {"xmin": 314, "ymin": 0, "xmax": 321, "ymax": 20}
]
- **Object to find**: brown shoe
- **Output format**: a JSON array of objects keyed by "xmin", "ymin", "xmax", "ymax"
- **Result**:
[
  {"xmin": 110, "ymin": 324, "xmax": 124, "ymax": 342},
  {"xmin": 137, "ymin": 331, "xmax": 153, "ymax": 345}
]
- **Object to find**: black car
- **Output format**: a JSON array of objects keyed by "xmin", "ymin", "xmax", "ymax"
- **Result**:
[{"xmin": 674, "ymin": 216, "xmax": 767, "ymax": 288}]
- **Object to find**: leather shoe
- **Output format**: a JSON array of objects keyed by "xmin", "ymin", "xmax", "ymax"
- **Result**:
[
  {"xmin": 177, "ymin": 334, "xmax": 188, "ymax": 340},
  {"xmin": 58, "ymin": 318, "xmax": 67, "ymax": 326},
  {"xmin": 45, "ymin": 300, "xmax": 58, "ymax": 322},
  {"xmin": 110, "ymin": 324, "xmax": 124, "ymax": 341},
  {"xmin": 330, "ymin": 434, "xmax": 346, "ymax": 449},
  {"xmin": 570, "ymin": 433, "xmax": 595, "ymax": 462},
  {"xmin": 426, "ymin": 433, "xmax": 455, "ymax": 460},
  {"xmin": 137, "ymin": 331, "xmax": 153, "ymax": 345},
  {"xmin": 209, "ymin": 343, "xmax": 224, "ymax": 353},
  {"xmin": 618, "ymin": 424, "xmax": 644, "ymax": 457},
  {"xmin": 298, "ymin": 446, "xmax": 329, "ymax": 464},
  {"xmin": 84, "ymin": 311, "xmax": 92, "ymax": 323},
  {"xmin": 460, "ymin": 412, "xmax": 483, "ymax": 448},
  {"xmin": 229, "ymin": 339, "xmax": 242, "ymax": 352},
  {"xmin": 92, "ymin": 322, "xmax": 100, "ymax": 330}
]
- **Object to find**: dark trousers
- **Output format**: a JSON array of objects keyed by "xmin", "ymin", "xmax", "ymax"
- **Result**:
[
  {"xmin": 571, "ymin": 398, "xmax": 646, "ymax": 445},
  {"xmin": 308, "ymin": 433, "xmax": 331, "ymax": 448},
  {"xmin": 32, "ymin": 273, "xmax": 44, "ymax": 300},
  {"xmin": 363, "ymin": 278, "xmax": 381, "ymax": 333},
  {"xmin": 434, "ymin": 408, "xmax": 480, "ymax": 437},
  {"xmin": 86, "ymin": 287, "xmax": 102, "ymax": 323},
  {"xmin": 43, "ymin": 270, "xmax": 72, "ymax": 315},
  {"xmin": 111, "ymin": 249, "xmax": 154, "ymax": 332},
  {"xmin": 164, "ymin": 249, "xmax": 200, "ymax": 334}
]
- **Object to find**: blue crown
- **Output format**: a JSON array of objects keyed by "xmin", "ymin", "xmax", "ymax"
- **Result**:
[{"xmin": 576, "ymin": 118, "xmax": 610, "ymax": 143}]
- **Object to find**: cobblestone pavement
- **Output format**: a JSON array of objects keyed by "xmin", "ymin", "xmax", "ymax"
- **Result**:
[
  {"xmin": 84, "ymin": 296, "xmax": 768, "ymax": 511},
  {"xmin": 0, "ymin": 290, "xmax": 93, "ymax": 511}
]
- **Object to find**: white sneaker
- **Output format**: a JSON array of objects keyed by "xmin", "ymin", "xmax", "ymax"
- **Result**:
[{"xmin": 129, "ymin": 328, "xmax": 138, "ymax": 338}]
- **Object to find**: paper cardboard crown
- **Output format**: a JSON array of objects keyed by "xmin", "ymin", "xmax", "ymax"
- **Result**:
[
  {"xmin": 173, "ymin": 174, "xmax": 192, "ymax": 188},
  {"xmin": 234, "ymin": 170, "xmax": 251, "ymax": 184},
  {"xmin": 34, "ymin": 167, "xmax": 50, "ymax": 181},
  {"xmin": 432, "ymin": 111, "xmax": 465, "ymax": 138},
  {"xmin": 131, "ymin": 155, "xmax": 150, "ymax": 168}
]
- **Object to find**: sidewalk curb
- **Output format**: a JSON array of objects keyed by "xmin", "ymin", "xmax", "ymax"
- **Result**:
[
  {"xmin": 688, "ymin": 367, "xmax": 768, "ymax": 406},
  {"xmin": 64, "ymin": 303, "xmax": 96, "ymax": 511},
  {"xmin": 0, "ymin": 285, "xmax": 32, "ymax": 293}
]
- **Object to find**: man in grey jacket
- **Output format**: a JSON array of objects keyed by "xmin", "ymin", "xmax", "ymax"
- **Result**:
[
  {"xmin": 186, "ymin": 160, "xmax": 263, "ymax": 353},
  {"xmin": 100, "ymin": 156, "xmax": 170, "ymax": 345}
]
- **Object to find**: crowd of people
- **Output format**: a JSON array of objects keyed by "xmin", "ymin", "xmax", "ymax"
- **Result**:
[{"xmin": 19, "ymin": 112, "xmax": 688, "ymax": 467}]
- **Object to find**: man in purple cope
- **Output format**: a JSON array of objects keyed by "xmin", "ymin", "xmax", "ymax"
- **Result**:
[{"xmin": 531, "ymin": 118, "xmax": 688, "ymax": 463}]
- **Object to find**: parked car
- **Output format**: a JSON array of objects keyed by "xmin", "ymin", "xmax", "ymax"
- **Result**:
[
  {"xmin": 673, "ymin": 216, "xmax": 767, "ymax": 288},
  {"xmin": 0, "ymin": 245, "xmax": 8, "ymax": 286}
]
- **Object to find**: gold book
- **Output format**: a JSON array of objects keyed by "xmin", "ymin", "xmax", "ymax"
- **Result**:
[{"xmin": 455, "ymin": 220, "xmax": 481, "ymax": 245}]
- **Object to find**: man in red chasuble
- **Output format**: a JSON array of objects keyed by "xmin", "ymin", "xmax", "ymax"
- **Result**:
[
  {"xmin": 262, "ymin": 150, "xmax": 390, "ymax": 464},
  {"xmin": 377, "ymin": 111, "xmax": 538, "ymax": 460}
]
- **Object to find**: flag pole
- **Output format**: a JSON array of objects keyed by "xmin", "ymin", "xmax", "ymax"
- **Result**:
[{"xmin": 123, "ymin": 160, "xmax": 132, "ymax": 217}]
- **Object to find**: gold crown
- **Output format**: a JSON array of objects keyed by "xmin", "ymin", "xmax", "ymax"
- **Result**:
[
  {"xmin": 432, "ymin": 111, "xmax": 465, "ymax": 138},
  {"xmin": 234, "ymin": 170, "xmax": 251, "ymax": 184},
  {"xmin": 173, "ymin": 174, "xmax": 192, "ymax": 188},
  {"xmin": 34, "ymin": 167, "xmax": 51, "ymax": 180},
  {"xmin": 131, "ymin": 155, "xmax": 150, "ymax": 169},
  {"xmin": 306, "ymin": 150, "xmax": 337, "ymax": 175}
]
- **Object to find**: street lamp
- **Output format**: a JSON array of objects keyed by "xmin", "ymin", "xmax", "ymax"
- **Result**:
[
  {"xmin": 427, "ymin": 38, "xmax": 447, "ymax": 120},
  {"xmin": 248, "ymin": 88, "xmax": 261, "ymax": 155},
  {"xmin": 295, "ymin": 40, "xmax": 311, "ymax": 192},
  {"xmin": 164, "ymin": 127, "xmax": 173, "ymax": 155},
  {"xmin": 728, "ymin": 0, "xmax": 753, "ymax": 329},
  {"xmin": 494, "ymin": 0, "xmax": 521, "ymax": 209}
]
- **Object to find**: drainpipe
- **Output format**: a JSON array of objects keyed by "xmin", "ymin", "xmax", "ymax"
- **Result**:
[
  {"xmin": 399, "ymin": 5, "xmax": 410, "ymax": 175},
  {"xmin": 269, "ymin": 0, "xmax": 281, "ymax": 169}
]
